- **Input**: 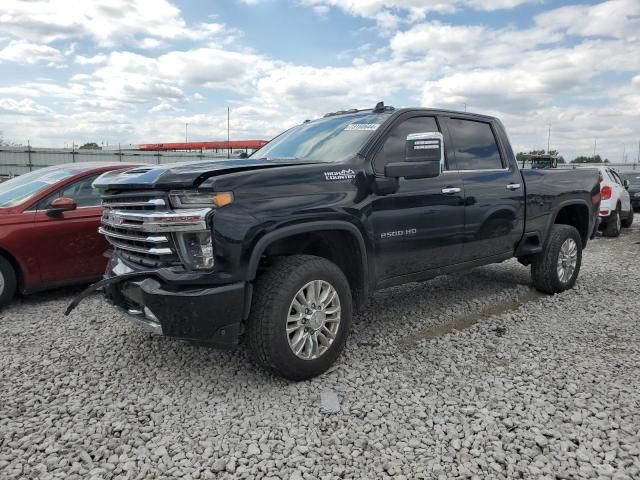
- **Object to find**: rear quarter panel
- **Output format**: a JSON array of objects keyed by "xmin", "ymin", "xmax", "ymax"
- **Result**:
[{"xmin": 521, "ymin": 168, "xmax": 600, "ymax": 246}]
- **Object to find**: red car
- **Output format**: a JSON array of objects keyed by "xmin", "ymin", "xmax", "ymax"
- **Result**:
[{"xmin": 0, "ymin": 162, "xmax": 139, "ymax": 307}]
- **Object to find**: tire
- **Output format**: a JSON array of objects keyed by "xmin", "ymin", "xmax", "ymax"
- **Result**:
[
  {"xmin": 247, "ymin": 255, "xmax": 352, "ymax": 381},
  {"xmin": 0, "ymin": 256, "xmax": 17, "ymax": 308},
  {"xmin": 530, "ymin": 225, "xmax": 582, "ymax": 294},
  {"xmin": 621, "ymin": 208, "xmax": 634, "ymax": 228},
  {"xmin": 603, "ymin": 208, "xmax": 622, "ymax": 237}
]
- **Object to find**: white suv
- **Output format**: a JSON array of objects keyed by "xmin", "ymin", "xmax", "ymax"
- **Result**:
[{"xmin": 596, "ymin": 166, "xmax": 633, "ymax": 237}]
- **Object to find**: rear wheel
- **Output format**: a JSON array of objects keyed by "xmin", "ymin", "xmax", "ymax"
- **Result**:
[
  {"xmin": 247, "ymin": 255, "xmax": 352, "ymax": 381},
  {"xmin": 531, "ymin": 225, "xmax": 582, "ymax": 294},
  {"xmin": 603, "ymin": 208, "xmax": 622, "ymax": 237},
  {"xmin": 0, "ymin": 256, "xmax": 17, "ymax": 308},
  {"xmin": 621, "ymin": 208, "xmax": 634, "ymax": 228}
]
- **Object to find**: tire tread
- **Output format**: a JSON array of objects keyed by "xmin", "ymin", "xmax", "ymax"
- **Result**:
[
  {"xmin": 0, "ymin": 255, "xmax": 17, "ymax": 308},
  {"xmin": 247, "ymin": 255, "xmax": 351, "ymax": 380},
  {"xmin": 531, "ymin": 224, "xmax": 582, "ymax": 294}
]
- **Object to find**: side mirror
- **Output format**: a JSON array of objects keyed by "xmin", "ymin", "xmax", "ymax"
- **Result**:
[
  {"xmin": 47, "ymin": 197, "xmax": 77, "ymax": 217},
  {"xmin": 384, "ymin": 132, "xmax": 443, "ymax": 180},
  {"xmin": 623, "ymin": 179, "xmax": 630, "ymax": 189},
  {"xmin": 238, "ymin": 152, "xmax": 249, "ymax": 159}
]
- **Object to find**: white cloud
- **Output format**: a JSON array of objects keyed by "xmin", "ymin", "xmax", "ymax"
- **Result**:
[
  {"xmin": 0, "ymin": 40, "xmax": 64, "ymax": 64},
  {"xmin": 0, "ymin": 98, "xmax": 53, "ymax": 115},
  {"xmin": 0, "ymin": 0, "xmax": 232, "ymax": 47},
  {"xmin": 535, "ymin": 0, "xmax": 640, "ymax": 40},
  {"xmin": 74, "ymin": 54, "xmax": 108, "ymax": 65},
  {"xmin": 149, "ymin": 102, "xmax": 179, "ymax": 113},
  {"xmin": 0, "ymin": 0, "xmax": 638, "ymax": 163},
  {"xmin": 300, "ymin": 0, "xmax": 537, "ymax": 28}
]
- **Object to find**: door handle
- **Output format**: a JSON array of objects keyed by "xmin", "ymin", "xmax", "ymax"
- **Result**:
[
  {"xmin": 441, "ymin": 187, "xmax": 461, "ymax": 194},
  {"xmin": 506, "ymin": 183, "xmax": 521, "ymax": 190}
]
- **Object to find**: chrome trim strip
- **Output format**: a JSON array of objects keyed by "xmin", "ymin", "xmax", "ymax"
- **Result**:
[
  {"xmin": 98, "ymin": 227, "xmax": 168, "ymax": 244},
  {"xmin": 102, "ymin": 198, "xmax": 166, "ymax": 207},
  {"xmin": 125, "ymin": 310, "xmax": 163, "ymax": 335},
  {"xmin": 104, "ymin": 237, "xmax": 174, "ymax": 255},
  {"xmin": 101, "ymin": 218, "xmax": 144, "ymax": 231},
  {"xmin": 102, "ymin": 207, "xmax": 211, "ymax": 233}
]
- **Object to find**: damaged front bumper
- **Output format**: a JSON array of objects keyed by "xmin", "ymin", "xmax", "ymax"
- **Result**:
[{"xmin": 67, "ymin": 257, "xmax": 248, "ymax": 349}]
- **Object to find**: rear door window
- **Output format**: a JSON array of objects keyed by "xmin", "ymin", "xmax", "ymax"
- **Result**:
[{"xmin": 447, "ymin": 119, "xmax": 503, "ymax": 170}]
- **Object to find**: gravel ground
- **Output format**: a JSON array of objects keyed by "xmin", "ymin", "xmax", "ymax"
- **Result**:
[{"xmin": 1, "ymin": 226, "xmax": 639, "ymax": 480}]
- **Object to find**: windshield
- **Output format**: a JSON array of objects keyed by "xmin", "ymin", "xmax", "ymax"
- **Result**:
[
  {"xmin": 0, "ymin": 167, "xmax": 85, "ymax": 208},
  {"xmin": 251, "ymin": 112, "xmax": 391, "ymax": 163}
]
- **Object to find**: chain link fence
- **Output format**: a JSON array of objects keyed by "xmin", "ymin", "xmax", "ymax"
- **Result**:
[{"xmin": 0, "ymin": 147, "xmax": 240, "ymax": 177}]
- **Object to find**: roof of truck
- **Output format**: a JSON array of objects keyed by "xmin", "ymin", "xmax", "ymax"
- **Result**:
[{"xmin": 320, "ymin": 103, "xmax": 498, "ymax": 122}]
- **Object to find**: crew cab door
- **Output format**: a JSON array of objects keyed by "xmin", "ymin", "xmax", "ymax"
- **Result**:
[
  {"xmin": 441, "ymin": 117, "xmax": 525, "ymax": 260},
  {"xmin": 31, "ymin": 174, "xmax": 108, "ymax": 285},
  {"xmin": 369, "ymin": 115, "xmax": 465, "ymax": 281}
]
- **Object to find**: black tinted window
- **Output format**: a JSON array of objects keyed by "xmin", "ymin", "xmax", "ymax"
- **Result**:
[
  {"xmin": 448, "ymin": 119, "xmax": 503, "ymax": 170},
  {"xmin": 374, "ymin": 116, "xmax": 438, "ymax": 174}
]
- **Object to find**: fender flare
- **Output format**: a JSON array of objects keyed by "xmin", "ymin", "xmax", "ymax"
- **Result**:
[{"xmin": 246, "ymin": 220, "xmax": 369, "ymax": 285}]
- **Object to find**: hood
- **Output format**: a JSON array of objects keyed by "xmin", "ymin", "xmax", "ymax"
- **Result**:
[{"xmin": 93, "ymin": 158, "xmax": 326, "ymax": 190}]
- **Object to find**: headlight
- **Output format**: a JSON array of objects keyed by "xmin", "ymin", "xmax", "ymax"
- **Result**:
[
  {"xmin": 170, "ymin": 190, "xmax": 233, "ymax": 208},
  {"xmin": 634, "ymin": 192, "xmax": 640, "ymax": 198},
  {"xmin": 176, "ymin": 231, "xmax": 214, "ymax": 270}
]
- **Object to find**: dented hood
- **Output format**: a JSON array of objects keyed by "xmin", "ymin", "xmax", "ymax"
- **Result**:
[{"xmin": 93, "ymin": 158, "xmax": 326, "ymax": 190}]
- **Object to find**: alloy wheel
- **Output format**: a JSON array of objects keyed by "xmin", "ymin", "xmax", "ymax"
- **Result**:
[
  {"xmin": 557, "ymin": 238, "xmax": 578, "ymax": 283},
  {"xmin": 286, "ymin": 280, "xmax": 341, "ymax": 360}
]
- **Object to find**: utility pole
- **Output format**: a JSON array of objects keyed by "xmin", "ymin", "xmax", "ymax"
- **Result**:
[
  {"xmin": 227, "ymin": 106, "xmax": 230, "ymax": 159},
  {"xmin": 593, "ymin": 137, "xmax": 597, "ymax": 158},
  {"xmin": 547, "ymin": 125, "xmax": 551, "ymax": 153},
  {"xmin": 185, "ymin": 123, "xmax": 189, "ymax": 143},
  {"xmin": 463, "ymin": 103, "xmax": 467, "ymax": 112},
  {"xmin": 27, "ymin": 140, "xmax": 32, "ymax": 172}
]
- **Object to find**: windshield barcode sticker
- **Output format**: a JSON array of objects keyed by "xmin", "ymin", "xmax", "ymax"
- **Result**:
[{"xmin": 344, "ymin": 123, "xmax": 380, "ymax": 131}]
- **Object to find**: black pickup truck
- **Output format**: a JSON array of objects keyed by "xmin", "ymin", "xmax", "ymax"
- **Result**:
[{"xmin": 75, "ymin": 103, "xmax": 601, "ymax": 380}]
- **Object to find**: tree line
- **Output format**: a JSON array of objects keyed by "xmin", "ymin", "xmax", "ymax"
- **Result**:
[{"xmin": 516, "ymin": 149, "xmax": 610, "ymax": 164}]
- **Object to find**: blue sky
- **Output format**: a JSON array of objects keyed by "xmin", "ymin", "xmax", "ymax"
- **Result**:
[{"xmin": 0, "ymin": 0, "xmax": 638, "ymax": 162}]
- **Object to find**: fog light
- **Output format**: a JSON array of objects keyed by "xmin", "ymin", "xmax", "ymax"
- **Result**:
[{"xmin": 176, "ymin": 231, "xmax": 214, "ymax": 269}]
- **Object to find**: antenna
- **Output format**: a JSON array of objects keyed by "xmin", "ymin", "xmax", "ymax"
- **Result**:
[{"xmin": 373, "ymin": 101, "xmax": 385, "ymax": 113}]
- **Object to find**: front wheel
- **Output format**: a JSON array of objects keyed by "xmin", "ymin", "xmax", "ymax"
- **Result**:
[
  {"xmin": 247, "ymin": 255, "xmax": 352, "ymax": 381},
  {"xmin": 530, "ymin": 225, "xmax": 582, "ymax": 294},
  {"xmin": 0, "ymin": 256, "xmax": 17, "ymax": 308}
]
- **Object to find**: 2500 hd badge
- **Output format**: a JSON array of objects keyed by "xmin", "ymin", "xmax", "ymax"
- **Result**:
[{"xmin": 381, "ymin": 228, "xmax": 417, "ymax": 239}]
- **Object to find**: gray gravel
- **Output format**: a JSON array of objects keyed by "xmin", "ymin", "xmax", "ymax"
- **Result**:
[{"xmin": 1, "ymin": 226, "xmax": 640, "ymax": 479}]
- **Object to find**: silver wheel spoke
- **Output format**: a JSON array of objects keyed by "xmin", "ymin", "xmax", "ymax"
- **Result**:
[
  {"xmin": 557, "ymin": 238, "xmax": 578, "ymax": 284},
  {"xmin": 324, "ymin": 306, "xmax": 341, "ymax": 315},
  {"xmin": 286, "ymin": 279, "xmax": 341, "ymax": 361},
  {"xmin": 321, "ymin": 326, "xmax": 336, "ymax": 339}
]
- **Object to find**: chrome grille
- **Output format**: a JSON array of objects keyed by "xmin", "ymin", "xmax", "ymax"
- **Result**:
[{"xmin": 100, "ymin": 192, "xmax": 212, "ymax": 269}]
